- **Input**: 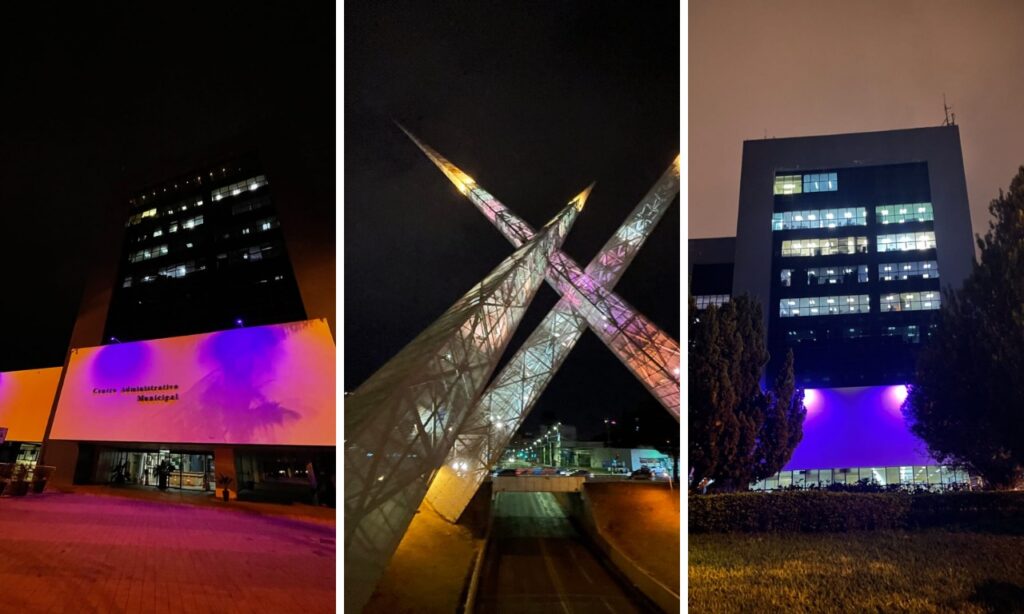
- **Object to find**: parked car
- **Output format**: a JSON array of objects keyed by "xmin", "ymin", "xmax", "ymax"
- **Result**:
[{"xmin": 630, "ymin": 466, "xmax": 654, "ymax": 480}]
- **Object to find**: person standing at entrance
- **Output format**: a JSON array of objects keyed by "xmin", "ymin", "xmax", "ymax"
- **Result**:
[{"xmin": 307, "ymin": 460, "xmax": 318, "ymax": 505}]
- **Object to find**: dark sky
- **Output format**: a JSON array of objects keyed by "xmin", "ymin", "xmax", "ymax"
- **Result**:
[
  {"xmin": 689, "ymin": 0, "xmax": 1024, "ymax": 240},
  {"xmin": 1, "ymin": 5, "xmax": 334, "ymax": 373},
  {"xmin": 344, "ymin": 1, "xmax": 680, "ymax": 441}
]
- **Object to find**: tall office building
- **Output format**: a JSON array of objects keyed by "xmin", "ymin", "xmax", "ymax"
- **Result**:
[
  {"xmin": 41, "ymin": 146, "xmax": 336, "ymax": 499},
  {"xmin": 104, "ymin": 154, "xmax": 307, "ymax": 342},
  {"xmin": 721, "ymin": 126, "xmax": 975, "ymax": 488}
]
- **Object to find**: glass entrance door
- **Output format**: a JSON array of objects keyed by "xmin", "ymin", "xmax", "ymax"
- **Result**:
[{"xmin": 144, "ymin": 450, "xmax": 214, "ymax": 491}]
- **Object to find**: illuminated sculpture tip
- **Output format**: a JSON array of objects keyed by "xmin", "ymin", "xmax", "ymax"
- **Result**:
[
  {"xmin": 571, "ymin": 182, "xmax": 596, "ymax": 211},
  {"xmin": 673, "ymin": 153, "xmax": 681, "ymax": 175}
]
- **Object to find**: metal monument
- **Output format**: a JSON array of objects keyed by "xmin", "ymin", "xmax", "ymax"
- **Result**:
[
  {"xmin": 400, "ymin": 128, "xmax": 680, "ymax": 521},
  {"xmin": 343, "ymin": 188, "xmax": 589, "ymax": 611}
]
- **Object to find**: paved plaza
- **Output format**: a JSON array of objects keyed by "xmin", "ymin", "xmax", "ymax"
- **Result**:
[{"xmin": 0, "ymin": 493, "xmax": 335, "ymax": 613}]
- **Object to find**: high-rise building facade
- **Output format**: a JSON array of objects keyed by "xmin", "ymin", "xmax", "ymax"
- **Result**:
[
  {"xmin": 688, "ymin": 237, "xmax": 735, "ymax": 310},
  {"xmin": 105, "ymin": 154, "xmax": 307, "ymax": 342},
  {"xmin": 726, "ymin": 126, "xmax": 975, "ymax": 489}
]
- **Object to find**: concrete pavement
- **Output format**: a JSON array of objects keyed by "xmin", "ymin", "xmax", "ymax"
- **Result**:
[{"xmin": 0, "ymin": 492, "xmax": 334, "ymax": 613}]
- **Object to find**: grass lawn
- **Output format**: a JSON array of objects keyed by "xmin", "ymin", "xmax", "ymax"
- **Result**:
[{"xmin": 690, "ymin": 530, "xmax": 1024, "ymax": 613}]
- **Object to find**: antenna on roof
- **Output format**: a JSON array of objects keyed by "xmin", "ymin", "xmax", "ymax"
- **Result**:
[{"xmin": 942, "ymin": 94, "xmax": 956, "ymax": 126}]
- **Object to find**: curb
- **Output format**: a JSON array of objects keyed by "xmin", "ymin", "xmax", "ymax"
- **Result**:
[{"xmin": 461, "ymin": 501, "xmax": 494, "ymax": 613}]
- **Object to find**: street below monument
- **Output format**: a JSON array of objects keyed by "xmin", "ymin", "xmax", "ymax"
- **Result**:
[{"xmin": 475, "ymin": 492, "xmax": 649, "ymax": 613}]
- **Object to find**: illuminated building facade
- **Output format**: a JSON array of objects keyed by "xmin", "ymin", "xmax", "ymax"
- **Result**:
[
  {"xmin": 40, "ymin": 146, "xmax": 336, "ymax": 500},
  {"xmin": 716, "ymin": 126, "xmax": 974, "ymax": 488}
]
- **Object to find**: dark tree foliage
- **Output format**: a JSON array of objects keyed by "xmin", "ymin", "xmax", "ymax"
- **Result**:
[
  {"xmin": 905, "ymin": 166, "xmax": 1024, "ymax": 489},
  {"xmin": 689, "ymin": 295, "xmax": 806, "ymax": 491}
]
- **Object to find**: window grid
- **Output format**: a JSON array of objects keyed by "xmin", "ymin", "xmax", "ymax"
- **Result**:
[
  {"xmin": 694, "ymin": 294, "xmax": 730, "ymax": 310},
  {"xmin": 878, "ymin": 260, "xmax": 939, "ymax": 281},
  {"xmin": 877, "ymin": 203, "xmax": 933, "ymax": 225},
  {"xmin": 781, "ymin": 265, "xmax": 869, "ymax": 287},
  {"xmin": 751, "ymin": 465, "xmax": 970, "ymax": 491},
  {"xmin": 128, "ymin": 244, "xmax": 168, "ymax": 263},
  {"xmin": 877, "ymin": 232, "xmax": 936, "ymax": 252},
  {"xmin": 880, "ymin": 291, "xmax": 941, "ymax": 312},
  {"xmin": 802, "ymin": 172, "xmax": 838, "ymax": 193},
  {"xmin": 780, "ymin": 294, "xmax": 870, "ymax": 317},
  {"xmin": 772, "ymin": 207, "xmax": 866, "ymax": 231},
  {"xmin": 213, "ymin": 175, "xmax": 268, "ymax": 201},
  {"xmin": 883, "ymin": 325, "xmax": 921, "ymax": 343},
  {"xmin": 773, "ymin": 175, "xmax": 803, "ymax": 195},
  {"xmin": 781, "ymin": 236, "xmax": 869, "ymax": 257}
]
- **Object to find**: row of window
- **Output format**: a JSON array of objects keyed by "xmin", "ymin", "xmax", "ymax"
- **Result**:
[
  {"xmin": 771, "ymin": 203, "xmax": 934, "ymax": 231},
  {"xmin": 780, "ymin": 295, "xmax": 871, "ymax": 317},
  {"xmin": 780, "ymin": 232, "xmax": 936, "ymax": 257},
  {"xmin": 877, "ymin": 203, "xmax": 933, "ymax": 224},
  {"xmin": 231, "ymin": 195, "xmax": 272, "ymax": 216},
  {"xmin": 212, "ymin": 175, "xmax": 268, "ymax": 201},
  {"xmin": 780, "ymin": 265, "xmax": 869, "ymax": 287},
  {"xmin": 693, "ymin": 294, "xmax": 730, "ymax": 310},
  {"xmin": 781, "ymin": 236, "xmax": 869, "ymax": 257},
  {"xmin": 128, "ymin": 244, "xmax": 168, "ymax": 263},
  {"xmin": 773, "ymin": 172, "xmax": 839, "ymax": 195},
  {"xmin": 780, "ymin": 261, "xmax": 939, "ymax": 286},
  {"xmin": 750, "ymin": 465, "xmax": 970, "ymax": 491},
  {"xmin": 122, "ymin": 268, "xmax": 286, "ymax": 288},
  {"xmin": 785, "ymin": 323, "xmax": 936, "ymax": 345},
  {"xmin": 150, "ymin": 215, "xmax": 205, "ymax": 238},
  {"xmin": 126, "ymin": 196, "xmax": 205, "ymax": 227},
  {"xmin": 880, "ymin": 291, "xmax": 940, "ymax": 312},
  {"xmin": 877, "ymin": 232, "xmax": 937, "ymax": 252},
  {"xmin": 772, "ymin": 207, "xmax": 866, "ymax": 231},
  {"xmin": 879, "ymin": 260, "xmax": 938, "ymax": 281}
]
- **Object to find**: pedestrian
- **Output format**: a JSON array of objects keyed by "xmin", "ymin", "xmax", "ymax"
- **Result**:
[{"xmin": 306, "ymin": 460, "xmax": 318, "ymax": 505}]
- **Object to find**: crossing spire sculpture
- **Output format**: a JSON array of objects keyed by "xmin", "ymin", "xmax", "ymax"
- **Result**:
[
  {"xmin": 402, "ymin": 127, "xmax": 680, "ymax": 413},
  {"xmin": 343, "ymin": 188, "xmax": 589, "ymax": 611},
  {"xmin": 401, "ymin": 127, "xmax": 680, "ymax": 521}
]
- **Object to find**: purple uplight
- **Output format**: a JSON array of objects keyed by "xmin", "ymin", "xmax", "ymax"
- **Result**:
[{"xmin": 784, "ymin": 385, "xmax": 933, "ymax": 471}]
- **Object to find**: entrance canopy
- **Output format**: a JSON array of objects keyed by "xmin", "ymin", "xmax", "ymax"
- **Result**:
[
  {"xmin": 0, "ymin": 367, "xmax": 62, "ymax": 442},
  {"xmin": 50, "ymin": 319, "xmax": 335, "ymax": 446}
]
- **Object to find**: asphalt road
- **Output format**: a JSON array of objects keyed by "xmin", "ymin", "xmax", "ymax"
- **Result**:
[{"xmin": 475, "ymin": 492, "xmax": 650, "ymax": 613}]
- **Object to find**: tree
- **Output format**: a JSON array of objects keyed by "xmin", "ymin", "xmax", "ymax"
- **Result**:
[
  {"xmin": 689, "ymin": 295, "xmax": 806, "ymax": 491},
  {"xmin": 904, "ymin": 166, "xmax": 1024, "ymax": 489}
]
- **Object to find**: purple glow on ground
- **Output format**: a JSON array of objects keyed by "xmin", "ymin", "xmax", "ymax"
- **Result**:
[{"xmin": 784, "ymin": 385, "xmax": 934, "ymax": 470}]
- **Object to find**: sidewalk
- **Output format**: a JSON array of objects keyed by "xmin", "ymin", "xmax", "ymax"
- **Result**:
[
  {"xmin": 0, "ymin": 492, "xmax": 335, "ymax": 613},
  {"xmin": 62, "ymin": 484, "xmax": 336, "ymax": 527}
]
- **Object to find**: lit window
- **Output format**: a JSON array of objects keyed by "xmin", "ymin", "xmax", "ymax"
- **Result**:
[
  {"xmin": 694, "ymin": 295, "xmax": 730, "ymax": 310},
  {"xmin": 152, "ymin": 229, "xmax": 163, "ymax": 237},
  {"xmin": 877, "ymin": 232, "xmax": 936, "ymax": 252},
  {"xmin": 771, "ymin": 207, "xmax": 866, "ymax": 231},
  {"xmin": 880, "ymin": 291, "xmax": 941, "ymax": 312},
  {"xmin": 212, "ymin": 174, "xmax": 268, "ymax": 201},
  {"xmin": 876, "ymin": 203, "xmax": 933, "ymax": 224},
  {"xmin": 803, "ymin": 172, "xmax": 838, "ymax": 193},
  {"xmin": 773, "ymin": 174, "xmax": 803, "ymax": 195},
  {"xmin": 779, "ymin": 294, "xmax": 869, "ymax": 317},
  {"xmin": 781, "ymin": 236, "xmax": 869, "ymax": 257}
]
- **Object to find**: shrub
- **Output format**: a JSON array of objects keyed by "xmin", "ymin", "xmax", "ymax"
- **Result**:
[{"xmin": 689, "ymin": 490, "xmax": 1024, "ymax": 533}]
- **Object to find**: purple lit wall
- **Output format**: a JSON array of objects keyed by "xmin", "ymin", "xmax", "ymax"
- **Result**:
[
  {"xmin": 50, "ymin": 319, "xmax": 335, "ymax": 446},
  {"xmin": 783, "ymin": 385, "xmax": 935, "ymax": 470}
]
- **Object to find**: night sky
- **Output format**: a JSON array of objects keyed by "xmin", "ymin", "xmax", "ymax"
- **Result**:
[
  {"xmin": 344, "ymin": 1, "xmax": 680, "ymax": 441},
  {"xmin": 690, "ymin": 0, "xmax": 1024, "ymax": 240},
  {"xmin": 1, "ymin": 5, "xmax": 334, "ymax": 373}
]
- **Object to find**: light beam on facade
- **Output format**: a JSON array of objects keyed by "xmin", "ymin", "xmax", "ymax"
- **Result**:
[{"xmin": 343, "ymin": 190, "xmax": 587, "ymax": 611}]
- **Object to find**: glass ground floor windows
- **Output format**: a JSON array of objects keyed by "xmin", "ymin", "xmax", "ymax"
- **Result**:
[
  {"xmin": 750, "ymin": 465, "xmax": 970, "ymax": 491},
  {"xmin": 95, "ymin": 448, "xmax": 214, "ymax": 491}
]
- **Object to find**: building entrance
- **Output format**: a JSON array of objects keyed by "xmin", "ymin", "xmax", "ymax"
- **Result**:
[{"xmin": 102, "ymin": 449, "xmax": 214, "ymax": 491}]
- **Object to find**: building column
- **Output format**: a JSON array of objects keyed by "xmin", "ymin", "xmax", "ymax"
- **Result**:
[{"xmin": 214, "ymin": 446, "xmax": 238, "ymax": 500}]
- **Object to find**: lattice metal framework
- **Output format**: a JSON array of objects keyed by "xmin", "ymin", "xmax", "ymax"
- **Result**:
[
  {"xmin": 402, "ymin": 128, "xmax": 680, "ymax": 406},
  {"xmin": 420, "ymin": 146, "xmax": 682, "ymax": 521},
  {"xmin": 343, "ymin": 192, "xmax": 587, "ymax": 611}
]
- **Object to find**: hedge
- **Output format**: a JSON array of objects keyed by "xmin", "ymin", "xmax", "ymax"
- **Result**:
[{"xmin": 689, "ymin": 491, "xmax": 1024, "ymax": 533}]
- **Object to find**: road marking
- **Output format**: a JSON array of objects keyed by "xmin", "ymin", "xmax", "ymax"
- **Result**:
[
  {"xmin": 567, "ymin": 546, "xmax": 594, "ymax": 585},
  {"xmin": 538, "ymin": 538, "xmax": 571, "ymax": 614}
]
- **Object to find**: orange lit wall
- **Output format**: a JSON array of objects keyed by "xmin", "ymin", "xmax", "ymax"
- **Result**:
[
  {"xmin": 50, "ymin": 319, "xmax": 335, "ymax": 446},
  {"xmin": 0, "ymin": 367, "xmax": 62, "ymax": 442}
]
